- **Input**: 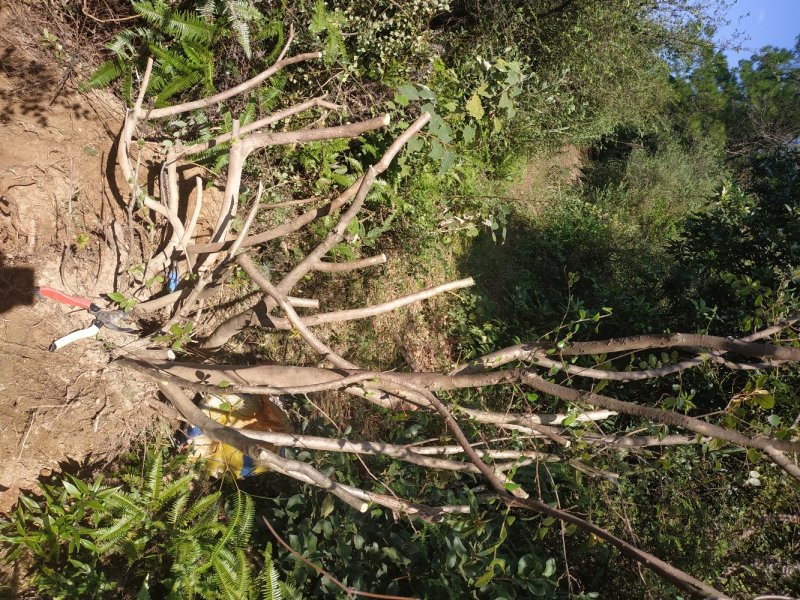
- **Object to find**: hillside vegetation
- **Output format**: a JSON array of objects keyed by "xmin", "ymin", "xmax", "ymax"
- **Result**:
[{"xmin": 2, "ymin": 0, "xmax": 799, "ymax": 598}]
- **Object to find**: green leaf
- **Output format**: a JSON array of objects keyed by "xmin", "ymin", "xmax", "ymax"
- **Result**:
[
  {"xmin": 320, "ymin": 494, "xmax": 335, "ymax": 519},
  {"xmin": 397, "ymin": 85, "xmax": 419, "ymax": 101},
  {"xmin": 62, "ymin": 480, "xmax": 81, "ymax": 498},
  {"xmin": 466, "ymin": 93, "xmax": 485, "ymax": 120},
  {"xmin": 756, "ymin": 393, "xmax": 775, "ymax": 409},
  {"xmin": 493, "ymin": 116, "xmax": 503, "ymax": 133},
  {"xmin": 462, "ymin": 123, "xmax": 476, "ymax": 144},
  {"xmin": 405, "ymin": 136, "xmax": 424, "ymax": 153},
  {"xmin": 474, "ymin": 568, "xmax": 495, "ymax": 587},
  {"xmin": 217, "ymin": 380, "xmax": 231, "ymax": 388},
  {"xmin": 418, "ymin": 86, "xmax": 436, "ymax": 100},
  {"xmin": 439, "ymin": 151, "xmax": 456, "ymax": 174},
  {"xmin": 429, "ymin": 139, "xmax": 445, "ymax": 161},
  {"xmin": 107, "ymin": 292, "xmax": 128, "ymax": 304}
]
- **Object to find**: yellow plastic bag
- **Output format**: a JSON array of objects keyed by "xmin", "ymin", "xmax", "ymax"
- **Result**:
[{"xmin": 187, "ymin": 393, "xmax": 290, "ymax": 478}]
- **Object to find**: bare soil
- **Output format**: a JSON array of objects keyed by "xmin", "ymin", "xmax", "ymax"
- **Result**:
[{"xmin": 0, "ymin": 4, "xmax": 161, "ymax": 515}]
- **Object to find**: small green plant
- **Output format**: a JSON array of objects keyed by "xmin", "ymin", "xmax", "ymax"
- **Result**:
[
  {"xmin": 107, "ymin": 291, "xmax": 137, "ymax": 312},
  {"xmin": 41, "ymin": 27, "xmax": 63, "ymax": 59},
  {"xmin": 75, "ymin": 232, "xmax": 91, "ymax": 251},
  {"xmin": 145, "ymin": 274, "xmax": 165, "ymax": 288},
  {"xmin": 154, "ymin": 321, "xmax": 195, "ymax": 350}
]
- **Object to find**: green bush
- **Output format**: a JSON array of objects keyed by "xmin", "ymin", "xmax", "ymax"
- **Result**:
[{"xmin": 0, "ymin": 450, "xmax": 297, "ymax": 599}]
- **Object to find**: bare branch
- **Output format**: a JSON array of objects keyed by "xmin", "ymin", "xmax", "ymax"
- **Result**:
[
  {"xmin": 228, "ymin": 182, "xmax": 264, "ymax": 260},
  {"xmin": 142, "ymin": 51, "xmax": 322, "ymax": 120},
  {"xmin": 265, "ymin": 278, "xmax": 474, "ymax": 329},
  {"xmin": 176, "ymin": 97, "xmax": 342, "ymax": 158},
  {"xmin": 232, "ymin": 428, "xmax": 553, "ymax": 473},
  {"xmin": 453, "ymin": 318, "xmax": 800, "ymax": 375},
  {"xmin": 521, "ymin": 372, "xmax": 800, "ymax": 469},
  {"xmin": 315, "ymin": 254, "xmax": 387, "ymax": 272}
]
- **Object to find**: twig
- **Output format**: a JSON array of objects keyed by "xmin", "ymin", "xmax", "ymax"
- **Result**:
[
  {"xmin": 82, "ymin": 0, "xmax": 139, "ymax": 23},
  {"xmin": 228, "ymin": 182, "xmax": 264, "ymax": 260}
]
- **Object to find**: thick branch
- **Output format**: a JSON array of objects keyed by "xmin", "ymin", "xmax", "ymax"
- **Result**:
[
  {"xmin": 176, "ymin": 97, "xmax": 341, "ymax": 157},
  {"xmin": 453, "ymin": 318, "xmax": 800, "ymax": 375},
  {"xmin": 232, "ymin": 429, "xmax": 553, "ymax": 473}
]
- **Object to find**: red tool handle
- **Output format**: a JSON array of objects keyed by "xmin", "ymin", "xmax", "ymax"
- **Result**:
[{"xmin": 36, "ymin": 286, "xmax": 94, "ymax": 310}]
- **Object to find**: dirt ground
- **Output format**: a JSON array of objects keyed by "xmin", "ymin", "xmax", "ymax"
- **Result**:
[{"xmin": 0, "ymin": 4, "xmax": 163, "ymax": 514}]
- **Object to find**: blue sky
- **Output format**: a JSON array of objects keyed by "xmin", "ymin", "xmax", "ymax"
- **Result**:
[{"xmin": 715, "ymin": 0, "xmax": 800, "ymax": 66}]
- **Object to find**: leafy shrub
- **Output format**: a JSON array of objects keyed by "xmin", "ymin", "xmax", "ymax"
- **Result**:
[
  {"xmin": 667, "ymin": 147, "xmax": 800, "ymax": 333},
  {"xmin": 0, "ymin": 450, "xmax": 297, "ymax": 599}
]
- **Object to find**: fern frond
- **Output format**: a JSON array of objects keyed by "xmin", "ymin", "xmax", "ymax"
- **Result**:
[
  {"xmin": 81, "ymin": 60, "xmax": 124, "ymax": 91},
  {"xmin": 212, "ymin": 547, "xmax": 251, "ymax": 600},
  {"xmin": 134, "ymin": 0, "xmax": 214, "ymax": 42},
  {"xmin": 147, "ymin": 43, "xmax": 194, "ymax": 74},
  {"xmin": 240, "ymin": 101, "xmax": 257, "ymax": 127},
  {"xmin": 167, "ymin": 8, "xmax": 215, "ymax": 43},
  {"xmin": 104, "ymin": 490, "xmax": 147, "ymax": 517},
  {"xmin": 198, "ymin": 0, "xmax": 217, "ymax": 20},
  {"xmin": 278, "ymin": 581, "xmax": 302, "ymax": 600},
  {"xmin": 212, "ymin": 151, "xmax": 231, "ymax": 173},
  {"xmin": 168, "ymin": 537, "xmax": 204, "ymax": 596},
  {"xmin": 105, "ymin": 29, "xmax": 138, "ymax": 57},
  {"xmin": 170, "ymin": 535, "xmax": 203, "ymax": 567},
  {"xmin": 256, "ymin": 19, "xmax": 285, "ymax": 64},
  {"xmin": 146, "ymin": 451, "xmax": 164, "ymax": 506},
  {"xmin": 93, "ymin": 514, "xmax": 138, "ymax": 553},
  {"xmin": 187, "ymin": 514, "xmax": 226, "ymax": 542},
  {"xmin": 156, "ymin": 68, "xmax": 204, "ymax": 105},
  {"xmin": 156, "ymin": 472, "xmax": 194, "ymax": 513},
  {"xmin": 133, "ymin": 0, "xmax": 169, "ymax": 28},
  {"xmin": 168, "ymin": 489, "xmax": 191, "ymax": 525},
  {"xmin": 226, "ymin": 2, "xmax": 252, "ymax": 59},
  {"xmin": 181, "ymin": 40, "xmax": 214, "ymax": 68},
  {"xmin": 232, "ymin": 494, "xmax": 254, "ymax": 546},
  {"xmin": 216, "ymin": 491, "xmax": 254, "ymax": 553},
  {"xmin": 179, "ymin": 490, "xmax": 221, "ymax": 527},
  {"xmin": 258, "ymin": 547, "xmax": 282, "ymax": 600}
]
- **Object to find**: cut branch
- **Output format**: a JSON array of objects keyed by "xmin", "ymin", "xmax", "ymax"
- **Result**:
[
  {"xmin": 315, "ymin": 254, "xmax": 387, "ymax": 272},
  {"xmin": 264, "ymin": 277, "xmax": 474, "ymax": 329}
]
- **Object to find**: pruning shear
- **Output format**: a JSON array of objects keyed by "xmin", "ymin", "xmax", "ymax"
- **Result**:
[{"xmin": 36, "ymin": 286, "xmax": 138, "ymax": 352}]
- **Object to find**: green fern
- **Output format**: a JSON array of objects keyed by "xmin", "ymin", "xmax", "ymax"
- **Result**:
[
  {"xmin": 134, "ymin": 0, "xmax": 215, "ymax": 43},
  {"xmin": 81, "ymin": 59, "xmax": 124, "ymax": 91},
  {"xmin": 1, "ymin": 442, "xmax": 296, "ymax": 598},
  {"xmin": 178, "ymin": 490, "xmax": 222, "ymax": 526},
  {"xmin": 258, "ymin": 543, "xmax": 282, "ymax": 600},
  {"xmin": 82, "ymin": 0, "xmax": 217, "ymax": 106},
  {"xmin": 225, "ymin": 1, "xmax": 253, "ymax": 58},
  {"xmin": 310, "ymin": 0, "xmax": 347, "ymax": 66}
]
